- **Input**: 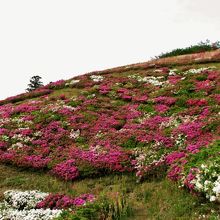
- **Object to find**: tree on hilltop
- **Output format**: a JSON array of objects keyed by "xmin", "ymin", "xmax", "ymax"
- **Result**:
[{"xmin": 26, "ymin": 75, "xmax": 43, "ymax": 92}]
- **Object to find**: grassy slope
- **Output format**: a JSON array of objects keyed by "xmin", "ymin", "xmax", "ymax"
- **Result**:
[
  {"xmin": 0, "ymin": 61, "xmax": 220, "ymax": 219},
  {"xmin": 0, "ymin": 163, "xmax": 218, "ymax": 220}
]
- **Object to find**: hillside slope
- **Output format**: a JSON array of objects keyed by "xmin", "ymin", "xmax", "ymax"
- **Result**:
[{"xmin": 0, "ymin": 51, "xmax": 220, "ymax": 219}]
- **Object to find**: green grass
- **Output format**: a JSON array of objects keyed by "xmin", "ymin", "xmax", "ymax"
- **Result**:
[
  {"xmin": 48, "ymin": 87, "xmax": 80, "ymax": 99},
  {"xmin": 0, "ymin": 164, "xmax": 219, "ymax": 219}
]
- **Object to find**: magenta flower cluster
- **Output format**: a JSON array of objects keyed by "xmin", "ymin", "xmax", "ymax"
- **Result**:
[
  {"xmin": 36, "ymin": 193, "xmax": 95, "ymax": 209},
  {"xmin": 52, "ymin": 159, "xmax": 79, "ymax": 181}
]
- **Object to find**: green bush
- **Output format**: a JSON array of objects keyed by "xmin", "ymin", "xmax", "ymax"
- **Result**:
[
  {"xmin": 121, "ymin": 136, "xmax": 146, "ymax": 149},
  {"xmin": 138, "ymin": 103, "xmax": 155, "ymax": 113},
  {"xmin": 185, "ymin": 140, "xmax": 220, "ymax": 173}
]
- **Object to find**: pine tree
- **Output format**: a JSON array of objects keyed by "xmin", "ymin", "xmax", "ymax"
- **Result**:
[{"xmin": 26, "ymin": 75, "xmax": 43, "ymax": 92}]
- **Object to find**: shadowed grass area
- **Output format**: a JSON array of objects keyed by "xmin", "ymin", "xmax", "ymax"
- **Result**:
[{"xmin": 0, "ymin": 164, "xmax": 219, "ymax": 219}]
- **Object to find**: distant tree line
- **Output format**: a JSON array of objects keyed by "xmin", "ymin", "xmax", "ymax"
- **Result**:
[{"xmin": 156, "ymin": 40, "xmax": 220, "ymax": 59}]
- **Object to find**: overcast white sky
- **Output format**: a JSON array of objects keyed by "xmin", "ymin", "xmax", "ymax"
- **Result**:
[{"xmin": 0, "ymin": 0, "xmax": 219, "ymax": 100}]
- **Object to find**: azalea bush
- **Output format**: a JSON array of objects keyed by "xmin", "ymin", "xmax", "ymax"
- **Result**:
[
  {"xmin": 0, "ymin": 190, "xmax": 62, "ymax": 220},
  {"xmin": 180, "ymin": 141, "xmax": 220, "ymax": 201},
  {"xmin": 36, "ymin": 193, "xmax": 95, "ymax": 209},
  {"xmin": 192, "ymin": 161, "xmax": 220, "ymax": 202}
]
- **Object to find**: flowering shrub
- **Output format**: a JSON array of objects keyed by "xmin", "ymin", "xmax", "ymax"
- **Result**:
[
  {"xmin": 21, "ymin": 155, "xmax": 51, "ymax": 169},
  {"xmin": 0, "ymin": 190, "xmax": 62, "ymax": 220},
  {"xmin": 165, "ymin": 152, "xmax": 186, "ymax": 165},
  {"xmin": 0, "ymin": 89, "xmax": 52, "ymax": 105},
  {"xmin": 183, "ymin": 67, "xmax": 212, "ymax": 75},
  {"xmin": 168, "ymin": 75, "xmax": 182, "ymax": 84},
  {"xmin": 154, "ymin": 96, "xmax": 176, "ymax": 106},
  {"xmin": 36, "ymin": 193, "xmax": 95, "ymax": 209},
  {"xmin": 167, "ymin": 165, "xmax": 183, "ymax": 181},
  {"xmin": 65, "ymin": 79, "xmax": 80, "ymax": 87},
  {"xmin": 45, "ymin": 80, "xmax": 66, "ymax": 90},
  {"xmin": 0, "ymin": 62, "xmax": 219, "ymax": 205},
  {"xmin": 0, "ymin": 190, "xmax": 96, "ymax": 220},
  {"xmin": 155, "ymin": 104, "xmax": 169, "ymax": 113},
  {"xmin": 186, "ymin": 98, "xmax": 208, "ymax": 106},
  {"xmin": 192, "ymin": 161, "xmax": 220, "ymax": 202},
  {"xmin": 128, "ymin": 74, "xmax": 167, "ymax": 86},
  {"xmin": 0, "ymin": 207, "xmax": 62, "ymax": 220},
  {"xmin": 90, "ymin": 75, "xmax": 104, "ymax": 82},
  {"xmin": 134, "ymin": 147, "xmax": 167, "ymax": 180},
  {"xmin": 195, "ymin": 80, "xmax": 213, "ymax": 93},
  {"xmin": 4, "ymin": 190, "xmax": 48, "ymax": 210},
  {"xmin": 52, "ymin": 159, "xmax": 79, "ymax": 181}
]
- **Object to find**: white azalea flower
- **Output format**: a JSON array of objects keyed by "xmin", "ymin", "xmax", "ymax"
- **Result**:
[{"xmin": 90, "ymin": 75, "xmax": 104, "ymax": 82}]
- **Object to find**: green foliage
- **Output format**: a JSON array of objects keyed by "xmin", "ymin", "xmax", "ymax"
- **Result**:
[
  {"xmin": 75, "ymin": 137, "xmax": 87, "ymax": 145},
  {"xmin": 26, "ymin": 75, "xmax": 44, "ymax": 92},
  {"xmin": 77, "ymin": 162, "xmax": 100, "ymax": 178},
  {"xmin": 70, "ymin": 204, "xmax": 101, "ymax": 220},
  {"xmin": 82, "ymin": 112, "xmax": 97, "ymax": 122},
  {"xmin": 54, "ymin": 196, "xmax": 133, "ymax": 220},
  {"xmin": 68, "ymin": 100, "xmax": 83, "ymax": 107},
  {"xmin": 175, "ymin": 96, "xmax": 187, "ymax": 107},
  {"xmin": 175, "ymin": 82, "xmax": 195, "ymax": 96},
  {"xmin": 143, "ymin": 164, "xmax": 168, "ymax": 181},
  {"xmin": 55, "ymin": 205, "xmax": 100, "ymax": 220},
  {"xmin": 196, "ymin": 75, "xmax": 208, "ymax": 81},
  {"xmin": 185, "ymin": 140, "xmax": 220, "ymax": 173},
  {"xmin": 33, "ymin": 111, "xmax": 65, "ymax": 124},
  {"xmin": 111, "ymin": 100, "xmax": 126, "ymax": 107},
  {"xmin": 156, "ymin": 40, "xmax": 220, "ymax": 58},
  {"xmin": 109, "ymin": 196, "xmax": 133, "ymax": 220},
  {"xmin": 121, "ymin": 136, "xmax": 145, "ymax": 149},
  {"xmin": 86, "ymin": 105, "xmax": 98, "ymax": 111},
  {"xmin": 107, "ymin": 91, "xmax": 117, "ymax": 99},
  {"xmin": 167, "ymin": 106, "xmax": 186, "ymax": 116},
  {"xmin": 137, "ymin": 103, "xmax": 155, "ymax": 113},
  {"xmin": 202, "ymin": 120, "xmax": 219, "ymax": 132}
]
